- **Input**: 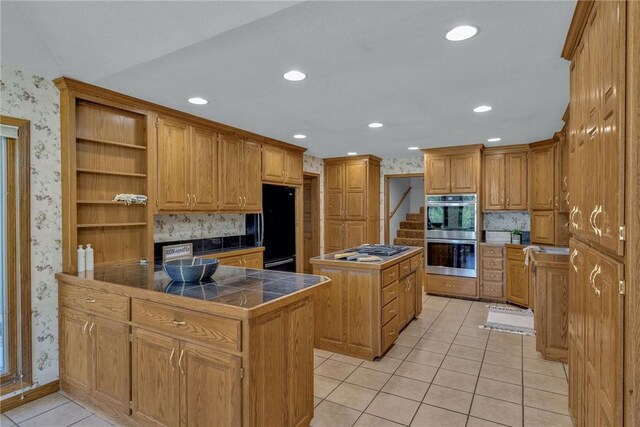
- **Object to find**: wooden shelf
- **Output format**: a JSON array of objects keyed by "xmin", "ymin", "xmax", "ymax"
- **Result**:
[
  {"xmin": 77, "ymin": 200, "xmax": 146, "ymax": 205},
  {"xmin": 76, "ymin": 168, "xmax": 147, "ymax": 178},
  {"xmin": 77, "ymin": 137, "xmax": 146, "ymax": 150},
  {"xmin": 77, "ymin": 222, "xmax": 147, "ymax": 228}
]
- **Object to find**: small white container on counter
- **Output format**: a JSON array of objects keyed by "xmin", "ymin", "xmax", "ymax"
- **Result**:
[
  {"xmin": 77, "ymin": 245, "xmax": 86, "ymax": 272},
  {"xmin": 85, "ymin": 244, "xmax": 94, "ymax": 271}
]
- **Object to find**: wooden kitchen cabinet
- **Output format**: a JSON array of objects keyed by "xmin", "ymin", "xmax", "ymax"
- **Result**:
[
  {"xmin": 482, "ymin": 154, "xmax": 505, "ymax": 210},
  {"xmin": 505, "ymin": 152, "xmax": 528, "ymax": 210},
  {"xmin": 530, "ymin": 142, "xmax": 556, "ymax": 210},
  {"xmin": 60, "ymin": 308, "xmax": 92, "ymax": 393},
  {"xmin": 482, "ymin": 147, "xmax": 528, "ymax": 211},
  {"xmin": 423, "ymin": 145, "xmax": 482, "ymax": 195},
  {"xmin": 262, "ymin": 144, "xmax": 303, "ymax": 186},
  {"xmin": 479, "ymin": 244, "xmax": 505, "ymax": 300},
  {"xmin": 531, "ymin": 211, "xmax": 555, "ymax": 245},
  {"xmin": 398, "ymin": 272, "xmax": 417, "ymax": 327},
  {"xmin": 505, "ymin": 245, "xmax": 529, "ymax": 307},
  {"xmin": 201, "ymin": 247, "xmax": 264, "ymax": 269},
  {"xmin": 219, "ymin": 134, "xmax": 262, "ymax": 212}
]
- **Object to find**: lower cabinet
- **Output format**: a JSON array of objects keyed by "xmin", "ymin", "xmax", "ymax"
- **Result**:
[
  {"xmin": 202, "ymin": 248, "xmax": 264, "ymax": 269},
  {"xmin": 531, "ymin": 211, "xmax": 555, "ymax": 245},
  {"xmin": 397, "ymin": 272, "xmax": 417, "ymax": 328},
  {"xmin": 505, "ymin": 246, "xmax": 530, "ymax": 307},
  {"xmin": 533, "ymin": 263, "xmax": 569, "ymax": 362},
  {"xmin": 131, "ymin": 329, "xmax": 242, "ymax": 427}
]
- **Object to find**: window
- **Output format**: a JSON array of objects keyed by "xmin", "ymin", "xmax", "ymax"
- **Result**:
[{"xmin": 0, "ymin": 116, "xmax": 31, "ymax": 393}]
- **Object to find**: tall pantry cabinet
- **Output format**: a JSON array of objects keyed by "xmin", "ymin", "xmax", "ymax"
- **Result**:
[
  {"xmin": 324, "ymin": 155, "xmax": 381, "ymax": 252},
  {"xmin": 563, "ymin": 1, "xmax": 640, "ymax": 426}
]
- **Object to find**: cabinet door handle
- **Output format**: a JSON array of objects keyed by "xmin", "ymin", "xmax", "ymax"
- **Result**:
[
  {"xmin": 172, "ymin": 319, "xmax": 186, "ymax": 326},
  {"xmin": 594, "ymin": 205, "xmax": 602, "ymax": 236},
  {"xmin": 589, "ymin": 264, "xmax": 601, "ymax": 296},
  {"xmin": 178, "ymin": 349, "xmax": 185, "ymax": 374},
  {"xmin": 589, "ymin": 205, "xmax": 598, "ymax": 234},
  {"xmin": 83, "ymin": 320, "xmax": 89, "ymax": 334},
  {"xmin": 85, "ymin": 298, "xmax": 96, "ymax": 303},
  {"xmin": 192, "ymin": 194, "xmax": 196, "ymax": 207},
  {"xmin": 89, "ymin": 322, "xmax": 95, "ymax": 336},
  {"xmin": 187, "ymin": 194, "xmax": 191, "ymax": 207},
  {"xmin": 169, "ymin": 347, "xmax": 175, "ymax": 371},
  {"xmin": 243, "ymin": 196, "xmax": 247, "ymax": 208},
  {"xmin": 238, "ymin": 196, "xmax": 242, "ymax": 207},
  {"xmin": 569, "ymin": 249, "xmax": 578, "ymax": 272}
]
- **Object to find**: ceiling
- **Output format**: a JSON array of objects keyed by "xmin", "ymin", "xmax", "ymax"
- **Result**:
[{"xmin": 1, "ymin": 1, "xmax": 576, "ymax": 158}]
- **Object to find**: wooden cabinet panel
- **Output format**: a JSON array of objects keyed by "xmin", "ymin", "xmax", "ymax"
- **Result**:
[
  {"xmin": 450, "ymin": 153, "xmax": 478, "ymax": 193},
  {"xmin": 285, "ymin": 298, "xmax": 314, "ymax": 427},
  {"xmin": 401, "ymin": 273, "xmax": 417, "ymax": 328},
  {"xmin": 324, "ymin": 221, "xmax": 345, "ymax": 253},
  {"xmin": 345, "ymin": 271, "xmax": 375, "ymax": 353},
  {"xmin": 505, "ymin": 152, "xmax": 528, "ymax": 210},
  {"xmin": 60, "ymin": 308, "xmax": 92, "ymax": 393},
  {"xmin": 91, "ymin": 316, "xmax": 130, "ymax": 412},
  {"xmin": 345, "ymin": 161, "xmax": 366, "ymax": 191},
  {"xmin": 531, "ymin": 211, "xmax": 555, "ymax": 245},
  {"xmin": 382, "ymin": 266, "xmax": 399, "ymax": 286},
  {"xmin": 481, "ymin": 281, "xmax": 504, "ymax": 299},
  {"xmin": 262, "ymin": 145, "xmax": 286, "ymax": 183},
  {"xmin": 190, "ymin": 126, "xmax": 218, "ymax": 211},
  {"xmin": 535, "ymin": 265, "xmax": 569, "ymax": 362},
  {"xmin": 60, "ymin": 284, "xmax": 129, "ymax": 321},
  {"xmin": 325, "ymin": 163, "xmax": 344, "ymax": 192},
  {"xmin": 157, "ymin": 117, "xmax": 191, "ymax": 211},
  {"xmin": 426, "ymin": 275, "xmax": 477, "ymax": 298},
  {"xmin": 530, "ymin": 145, "xmax": 555, "ymax": 210},
  {"xmin": 314, "ymin": 269, "xmax": 345, "ymax": 348},
  {"xmin": 243, "ymin": 252, "xmax": 263, "ymax": 269},
  {"xmin": 345, "ymin": 221, "xmax": 367, "ymax": 248},
  {"xmin": 382, "ymin": 316, "xmax": 399, "ymax": 353},
  {"xmin": 218, "ymin": 133, "xmax": 243, "ymax": 211},
  {"xmin": 284, "ymin": 150, "xmax": 303, "ymax": 185},
  {"xmin": 131, "ymin": 328, "xmax": 180, "ymax": 427},
  {"xmin": 483, "ymin": 154, "xmax": 505, "ymax": 210},
  {"xmin": 326, "ymin": 192, "xmax": 344, "ymax": 220},
  {"xmin": 180, "ymin": 342, "xmax": 242, "ymax": 427},
  {"xmin": 382, "ymin": 281, "xmax": 398, "ymax": 306},
  {"xmin": 425, "ymin": 155, "xmax": 450, "ymax": 194},
  {"xmin": 506, "ymin": 258, "xmax": 529, "ymax": 307},
  {"xmin": 242, "ymin": 140, "xmax": 262, "ymax": 212},
  {"xmin": 555, "ymin": 134, "xmax": 570, "ymax": 213},
  {"xmin": 345, "ymin": 192, "xmax": 365, "ymax": 220}
]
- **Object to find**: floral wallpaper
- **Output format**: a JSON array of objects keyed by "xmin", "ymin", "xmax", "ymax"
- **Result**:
[
  {"xmin": 154, "ymin": 214, "xmax": 245, "ymax": 242},
  {"xmin": 379, "ymin": 155, "xmax": 424, "ymax": 242},
  {"xmin": 483, "ymin": 211, "xmax": 531, "ymax": 231},
  {"xmin": 1, "ymin": 67, "xmax": 61, "ymax": 398},
  {"xmin": 303, "ymin": 154, "xmax": 325, "ymax": 253}
]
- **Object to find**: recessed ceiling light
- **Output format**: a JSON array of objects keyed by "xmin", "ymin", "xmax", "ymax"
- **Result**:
[
  {"xmin": 283, "ymin": 70, "xmax": 307, "ymax": 81},
  {"xmin": 473, "ymin": 105, "xmax": 492, "ymax": 113},
  {"xmin": 408, "ymin": 146, "xmax": 420, "ymax": 150},
  {"xmin": 487, "ymin": 137, "xmax": 502, "ymax": 142},
  {"xmin": 188, "ymin": 97, "xmax": 208, "ymax": 105},
  {"xmin": 347, "ymin": 152, "xmax": 358, "ymax": 156},
  {"xmin": 293, "ymin": 134, "xmax": 306, "ymax": 139},
  {"xmin": 368, "ymin": 122, "xmax": 383, "ymax": 128},
  {"xmin": 445, "ymin": 25, "xmax": 478, "ymax": 42}
]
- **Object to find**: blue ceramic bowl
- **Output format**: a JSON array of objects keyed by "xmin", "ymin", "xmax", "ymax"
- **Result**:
[{"xmin": 163, "ymin": 258, "xmax": 219, "ymax": 282}]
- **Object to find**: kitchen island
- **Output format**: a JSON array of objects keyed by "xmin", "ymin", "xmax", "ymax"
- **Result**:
[
  {"xmin": 55, "ymin": 265, "xmax": 330, "ymax": 427},
  {"xmin": 310, "ymin": 246, "xmax": 423, "ymax": 360}
]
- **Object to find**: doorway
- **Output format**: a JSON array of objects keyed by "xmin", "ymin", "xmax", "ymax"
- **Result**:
[
  {"xmin": 384, "ymin": 173, "xmax": 425, "ymax": 245},
  {"xmin": 303, "ymin": 173, "xmax": 320, "ymax": 273}
]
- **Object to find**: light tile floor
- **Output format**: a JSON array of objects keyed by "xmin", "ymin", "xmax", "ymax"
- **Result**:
[{"xmin": 1, "ymin": 295, "xmax": 571, "ymax": 427}]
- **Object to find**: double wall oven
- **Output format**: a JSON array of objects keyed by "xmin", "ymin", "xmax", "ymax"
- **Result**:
[{"xmin": 424, "ymin": 194, "xmax": 477, "ymax": 278}]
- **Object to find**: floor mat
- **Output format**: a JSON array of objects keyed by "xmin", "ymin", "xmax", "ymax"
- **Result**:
[{"xmin": 480, "ymin": 304, "xmax": 535, "ymax": 336}]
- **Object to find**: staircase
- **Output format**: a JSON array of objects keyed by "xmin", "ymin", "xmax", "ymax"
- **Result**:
[{"xmin": 393, "ymin": 206, "xmax": 424, "ymax": 246}]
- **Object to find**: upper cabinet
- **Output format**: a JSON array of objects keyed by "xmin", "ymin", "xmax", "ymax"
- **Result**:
[
  {"xmin": 482, "ymin": 146, "xmax": 528, "ymax": 211},
  {"xmin": 530, "ymin": 141, "xmax": 556, "ymax": 210},
  {"xmin": 262, "ymin": 144, "xmax": 303, "ymax": 186},
  {"xmin": 218, "ymin": 134, "xmax": 262, "ymax": 212},
  {"xmin": 423, "ymin": 146, "xmax": 482, "ymax": 195}
]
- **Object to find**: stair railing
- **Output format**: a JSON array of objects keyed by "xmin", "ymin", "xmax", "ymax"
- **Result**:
[{"xmin": 389, "ymin": 186, "xmax": 412, "ymax": 220}]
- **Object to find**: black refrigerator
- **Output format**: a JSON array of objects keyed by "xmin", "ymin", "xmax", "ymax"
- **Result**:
[{"xmin": 246, "ymin": 184, "xmax": 296, "ymax": 272}]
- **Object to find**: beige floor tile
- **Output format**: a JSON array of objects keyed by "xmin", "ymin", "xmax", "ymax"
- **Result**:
[
  {"xmin": 486, "ymin": 342, "xmax": 522, "ymax": 357},
  {"xmin": 524, "ymin": 387, "xmax": 569, "ymax": 415},
  {"xmin": 489, "ymin": 332, "xmax": 522, "ymax": 345},
  {"xmin": 4, "ymin": 392, "xmax": 70, "ymax": 423},
  {"xmin": 385, "ymin": 345, "xmax": 412, "ymax": 360},
  {"xmin": 401, "ymin": 324, "xmax": 428, "ymax": 338},
  {"xmin": 326, "ymin": 382, "xmax": 378, "ymax": 411},
  {"xmin": 315, "ymin": 355, "xmax": 327, "ymax": 368},
  {"xmin": 440, "ymin": 355, "xmax": 481, "ymax": 376},
  {"xmin": 522, "ymin": 357, "xmax": 566, "ymax": 378},
  {"xmin": 410, "ymin": 403, "xmax": 468, "ymax": 427},
  {"xmin": 315, "ymin": 359, "xmax": 358, "ymax": 381},
  {"xmin": 482, "ymin": 350, "xmax": 523, "ymax": 370},
  {"xmin": 395, "ymin": 335, "xmax": 420, "ymax": 348},
  {"xmin": 457, "ymin": 327, "xmax": 490, "ymax": 339},
  {"xmin": 423, "ymin": 384, "xmax": 473, "ymax": 414},
  {"xmin": 453, "ymin": 335, "xmax": 487, "ymax": 350},
  {"xmin": 315, "ymin": 348, "xmax": 335, "ymax": 358},
  {"xmin": 446, "ymin": 344, "xmax": 485, "ymax": 362},
  {"xmin": 414, "ymin": 339, "xmax": 451, "ymax": 355},
  {"xmin": 315, "ymin": 397, "xmax": 322, "ymax": 407},
  {"xmin": 469, "ymin": 395, "xmax": 523, "ymax": 427},
  {"xmin": 466, "ymin": 416, "xmax": 507, "ymax": 427},
  {"xmin": 331, "ymin": 353, "xmax": 366, "ymax": 366},
  {"xmin": 381, "ymin": 375, "xmax": 430, "ymax": 402},
  {"xmin": 480, "ymin": 363, "xmax": 522, "ymax": 385},
  {"xmin": 523, "ymin": 371, "xmax": 568, "ymax": 395},
  {"xmin": 428, "ymin": 323, "xmax": 461, "ymax": 334},
  {"xmin": 432, "ymin": 369, "xmax": 478, "ymax": 393},
  {"xmin": 345, "ymin": 367, "xmax": 392, "ymax": 391},
  {"xmin": 422, "ymin": 330, "xmax": 456, "ymax": 344},
  {"xmin": 366, "ymin": 393, "xmax": 421, "ymax": 425},
  {"xmin": 1, "ymin": 415, "xmax": 16, "ymax": 426},
  {"xmin": 20, "ymin": 402, "xmax": 92, "ymax": 427},
  {"xmin": 406, "ymin": 349, "xmax": 445, "ymax": 367},
  {"xmin": 72, "ymin": 414, "xmax": 113, "ymax": 427},
  {"xmin": 315, "ymin": 374, "xmax": 342, "ymax": 398},
  {"xmin": 395, "ymin": 361, "xmax": 438, "ymax": 383},
  {"xmin": 353, "ymin": 413, "xmax": 404, "ymax": 427},
  {"xmin": 311, "ymin": 400, "xmax": 362, "ymax": 427},
  {"xmin": 475, "ymin": 377, "xmax": 523, "ymax": 404},
  {"xmin": 361, "ymin": 356, "xmax": 403, "ymax": 374},
  {"xmin": 522, "ymin": 347, "xmax": 544, "ymax": 360},
  {"xmin": 523, "ymin": 406, "xmax": 573, "ymax": 427}
]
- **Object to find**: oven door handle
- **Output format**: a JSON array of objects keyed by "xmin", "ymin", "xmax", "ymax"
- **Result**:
[
  {"xmin": 426, "ymin": 202, "xmax": 477, "ymax": 207},
  {"xmin": 426, "ymin": 238, "xmax": 477, "ymax": 245}
]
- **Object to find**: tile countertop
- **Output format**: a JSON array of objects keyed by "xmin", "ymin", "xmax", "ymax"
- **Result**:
[{"xmin": 56, "ymin": 263, "xmax": 329, "ymax": 312}]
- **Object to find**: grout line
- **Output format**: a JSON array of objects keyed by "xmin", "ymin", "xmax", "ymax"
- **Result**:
[{"xmin": 4, "ymin": 396, "xmax": 72, "ymax": 425}]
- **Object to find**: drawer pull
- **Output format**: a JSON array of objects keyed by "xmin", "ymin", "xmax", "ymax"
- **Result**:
[
  {"xmin": 85, "ymin": 298, "xmax": 96, "ymax": 303},
  {"xmin": 172, "ymin": 319, "xmax": 186, "ymax": 326},
  {"xmin": 388, "ymin": 330, "xmax": 396, "ymax": 336},
  {"xmin": 389, "ymin": 309, "xmax": 396, "ymax": 315}
]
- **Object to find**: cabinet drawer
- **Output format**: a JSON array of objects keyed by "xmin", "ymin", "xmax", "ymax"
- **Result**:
[
  {"xmin": 131, "ymin": 299, "xmax": 241, "ymax": 351},
  {"xmin": 427, "ymin": 276, "xmax": 477, "ymax": 298},
  {"xmin": 410, "ymin": 255, "xmax": 422, "ymax": 272},
  {"xmin": 382, "ymin": 316, "xmax": 399, "ymax": 352},
  {"xmin": 481, "ymin": 281, "xmax": 504, "ymax": 299},
  {"xmin": 482, "ymin": 258, "xmax": 504, "ymax": 271},
  {"xmin": 382, "ymin": 281, "xmax": 399, "ymax": 306},
  {"xmin": 399, "ymin": 260, "xmax": 412, "ymax": 278},
  {"xmin": 482, "ymin": 270, "xmax": 503, "ymax": 282},
  {"xmin": 481, "ymin": 246, "xmax": 503, "ymax": 259},
  {"xmin": 507, "ymin": 247, "xmax": 525, "ymax": 261},
  {"xmin": 60, "ymin": 283, "xmax": 129, "ymax": 321},
  {"xmin": 382, "ymin": 298, "xmax": 399, "ymax": 325},
  {"xmin": 383, "ymin": 266, "xmax": 399, "ymax": 286}
]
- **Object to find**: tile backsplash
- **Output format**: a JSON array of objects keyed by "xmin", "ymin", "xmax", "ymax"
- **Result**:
[
  {"xmin": 154, "ymin": 213, "xmax": 246, "ymax": 243},
  {"xmin": 483, "ymin": 211, "xmax": 530, "ymax": 232}
]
